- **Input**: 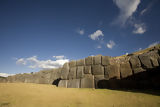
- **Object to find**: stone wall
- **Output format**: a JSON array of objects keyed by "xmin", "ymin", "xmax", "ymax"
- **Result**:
[{"xmin": 1, "ymin": 45, "xmax": 160, "ymax": 89}]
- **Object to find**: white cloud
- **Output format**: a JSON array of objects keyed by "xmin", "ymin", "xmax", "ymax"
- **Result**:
[
  {"xmin": 133, "ymin": 23, "xmax": 146, "ymax": 34},
  {"xmin": 148, "ymin": 42, "xmax": 159, "ymax": 48},
  {"xmin": 16, "ymin": 56, "xmax": 69, "ymax": 69},
  {"xmin": 96, "ymin": 45, "xmax": 102, "ymax": 49},
  {"xmin": 113, "ymin": 0, "xmax": 141, "ymax": 25},
  {"xmin": 89, "ymin": 30, "xmax": 104, "ymax": 40},
  {"xmin": 77, "ymin": 29, "xmax": 84, "ymax": 35},
  {"xmin": 0, "ymin": 73, "xmax": 15, "ymax": 77},
  {"xmin": 53, "ymin": 55, "xmax": 65, "ymax": 60},
  {"xmin": 106, "ymin": 40, "xmax": 116, "ymax": 49},
  {"xmin": 16, "ymin": 58, "xmax": 26, "ymax": 65}
]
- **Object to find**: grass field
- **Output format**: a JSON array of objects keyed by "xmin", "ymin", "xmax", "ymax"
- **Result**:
[{"xmin": 0, "ymin": 83, "xmax": 160, "ymax": 107}]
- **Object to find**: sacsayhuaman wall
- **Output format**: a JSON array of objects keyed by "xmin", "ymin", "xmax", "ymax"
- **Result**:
[{"xmin": 1, "ymin": 45, "xmax": 160, "ymax": 89}]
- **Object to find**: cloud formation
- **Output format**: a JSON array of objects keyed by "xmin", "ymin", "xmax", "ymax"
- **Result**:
[
  {"xmin": 106, "ymin": 40, "xmax": 116, "ymax": 49},
  {"xmin": 77, "ymin": 29, "xmax": 84, "ymax": 35},
  {"xmin": 53, "ymin": 55, "xmax": 65, "ymax": 60},
  {"xmin": 0, "ymin": 73, "xmax": 15, "ymax": 77},
  {"xmin": 133, "ymin": 23, "xmax": 146, "ymax": 34},
  {"xmin": 16, "ymin": 56, "xmax": 69, "ymax": 69},
  {"xmin": 148, "ymin": 42, "xmax": 159, "ymax": 48},
  {"xmin": 89, "ymin": 30, "xmax": 104, "ymax": 40},
  {"xmin": 113, "ymin": 0, "xmax": 141, "ymax": 25}
]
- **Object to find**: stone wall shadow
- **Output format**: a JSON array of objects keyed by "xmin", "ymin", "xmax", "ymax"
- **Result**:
[
  {"xmin": 97, "ymin": 67, "xmax": 160, "ymax": 96},
  {"xmin": 52, "ymin": 78, "xmax": 61, "ymax": 86}
]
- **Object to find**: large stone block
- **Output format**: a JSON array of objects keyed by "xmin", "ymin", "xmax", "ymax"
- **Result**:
[
  {"xmin": 85, "ymin": 56, "xmax": 93, "ymax": 65},
  {"xmin": 139, "ymin": 54, "xmax": 153, "ymax": 69},
  {"xmin": 102, "ymin": 56, "xmax": 110, "ymax": 65},
  {"xmin": 67, "ymin": 79, "xmax": 80, "ymax": 88},
  {"xmin": 61, "ymin": 63, "xmax": 69, "ymax": 80},
  {"xmin": 58, "ymin": 80, "xmax": 68, "ymax": 88},
  {"xmin": 93, "ymin": 55, "xmax": 102, "ymax": 65},
  {"xmin": 104, "ymin": 64, "xmax": 120, "ymax": 79},
  {"xmin": 68, "ymin": 67, "xmax": 77, "ymax": 79},
  {"xmin": 69, "ymin": 60, "xmax": 76, "ymax": 67},
  {"xmin": 81, "ymin": 75, "xmax": 95, "ymax": 88},
  {"xmin": 120, "ymin": 62, "xmax": 133, "ymax": 78},
  {"xmin": 92, "ymin": 65, "xmax": 104, "ymax": 75},
  {"xmin": 84, "ymin": 66, "xmax": 92, "ymax": 74},
  {"xmin": 77, "ymin": 66, "xmax": 84, "ymax": 79},
  {"xmin": 76, "ymin": 59, "xmax": 85, "ymax": 66},
  {"xmin": 94, "ymin": 75, "xmax": 105, "ymax": 88}
]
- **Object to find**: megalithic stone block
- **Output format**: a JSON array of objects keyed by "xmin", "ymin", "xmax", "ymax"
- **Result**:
[
  {"xmin": 77, "ymin": 66, "xmax": 84, "ymax": 79},
  {"xmin": 61, "ymin": 63, "xmax": 69, "ymax": 80},
  {"xmin": 93, "ymin": 55, "xmax": 102, "ymax": 65},
  {"xmin": 84, "ymin": 66, "xmax": 92, "ymax": 74},
  {"xmin": 120, "ymin": 62, "xmax": 133, "ymax": 78},
  {"xmin": 69, "ymin": 60, "xmax": 76, "ymax": 67},
  {"xmin": 92, "ymin": 65, "xmax": 104, "ymax": 75},
  {"xmin": 85, "ymin": 56, "xmax": 93, "ymax": 65},
  {"xmin": 67, "ymin": 79, "xmax": 80, "ymax": 88},
  {"xmin": 58, "ymin": 80, "xmax": 68, "ymax": 88},
  {"xmin": 81, "ymin": 75, "xmax": 95, "ymax": 88},
  {"xmin": 139, "ymin": 54, "xmax": 153, "ymax": 69},
  {"xmin": 102, "ymin": 56, "xmax": 110, "ymax": 66},
  {"xmin": 68, "ymin": 67, "xmax": 77, "ymax": 79},
  {"xmin": 76, "ymin": 59, "xmax": 85, "ymax": 66},
  {"xmin": 94, "ymin": 75, "xmax": 105, "ymax": 89},
  {"xmin": 104, "ymin": 64, "xmax": 120, "ymax": 79}
]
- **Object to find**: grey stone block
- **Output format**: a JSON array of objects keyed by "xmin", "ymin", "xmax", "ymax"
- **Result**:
[
  {"xmin": 93, "ymin": 55, "xmax": 102, "ymax": 65},
  {"xmin": 92, "ymin": 65, "xmax": 104, "ymax": 75},
  {"xmin": 102, "ymin": 56, "xmax": 110, "ymax": 65},
  {"xmin": 104, "ymin": 64, "xmax": 120, "ymax": 79},
  {"xmin": 69, "ymin": 60, "xmax": 76, "ymax": 67},
  {"xmin": 68, "ymin": 67, "xmax": 77, "ymax": 79},
  {"xmin": 58, "ymin": 80, "xmax": 68, "ymax": 88},
  {"xmin": 129, "ymin": 56, "xmax": 141, "ymax": 68},
  {"xmin": 94, "ymin": 75, "xmax": 105, "ymax": 88},
  {"xmin": 77, "ymin": 66, "xmax": 84, "ymax": 79},
  {"xmin": 139, "ymin": 54, "xmax": 153, "ymax": 69},
  {"xmin": 84, "ymin": 66, "xmax": 92, "ymax": 74},
  {"xmin": 120, "ymin": 62, "xmax": 133, "ymax": 78},
  {"xmin": 61, "ymin": 63, "xmax": 69, "ymax": 80},
  {"xmin": 67, "ymin": 79, "xmax": 80, "ymax": 88},
  {"xmin": 81, "ymin": 75, "xmax": 95, "ymax": 88},
  {"xmin": 76, "ymin": 59, "xmax": 85, "ymax": 66},
  {"xmin": 85, "ymin": 56, "xmax": 93, "ymax": 65}
]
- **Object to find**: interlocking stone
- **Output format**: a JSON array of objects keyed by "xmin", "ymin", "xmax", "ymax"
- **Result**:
[
  {"xmin": 58, "ymin": 80, "xmax": 68, "ymax": 88},
  {"xmin": 68, "ymin": 67, "xmax": 77, "ymax": 79},
  {"xmin": 67, "ymin": 79, "xmax": 80, "ymax": 88},
  {"xmin": 84, "ymin": 66, "xmax": 92, "ymax": 74},
  {"xmin": 139, "ymin": 54, "xmax": 153, "ymax": 69},
  {"xmin": 61, "ymin": 63, "xmax": 69, "ymax": 80},
  {"xmin": 93, "ymin": 55, "xmax": 102, "ymax": 65},
  {"xmin": 81, "ymin": 75, "xmax": 94, "ymax": 88},
  {"xmin": 85, "ymin": 56, "xmax": 93, "ymax": 65},
  {"xmin": 76, "ymin": 59, "xmax": 85, "ymax": 66},
  {"xmin": 77, "ymin": 66, "xmax": 84, "ymax": 79},
  {"xmin": 69, "ymin": 60, "xmax": 76, "ymax": 67},
  {"xmin": 102, "ymin": 56, "xmax": 110, "ymax": 65},
  {"xmin": 120, "ymin": 62, "xmax": 133, "ymax": 78},
  {"xmin": 92, "ymin": 65, "xmax": 104, "ymax": 75}
]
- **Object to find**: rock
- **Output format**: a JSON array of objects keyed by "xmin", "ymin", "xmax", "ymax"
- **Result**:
[
  {"xmin": 69, "ymin": 60, "xmax": 76, "ymax": 67},
  {"xmin": 102, "ymin": 56, "xmax": 110, "ymax": 65},
  {"xmin": 93, "ymin": 55, "xmax": 102, "ymax": 65},
  {"xmin": 76, "ymin": 66, "xmax": 84, "ymax": 79},
  {"xmin": 76, "ymin": 59, "xmax": 85, "ymax": 66},
  {"xmin": 85, "ymin": 56, "xmax": 93, "ymax": 65},
  {"xmin": 94, "ymin": 75, "xmax": 105, "ymax": 88},
  {"xmin": 61, "ymin": 63, "xmax": 69, "ymax": 80},
  {"xmin": 84, "ymin": 66, "xmax": 92, "ymax": 74},
  {"xmin": 81, "ymin": 75, "xmax": 94, "ymax": 88},
  {"xmin": 120, "ymin": 62, "xmax": 133, "ymax": 78},
  {"xmin": 67, "ymin": 79, "xmax": 80, "ymax": 88},
  {"xmin": 139, "ymin": 53, "xmax": 153, "ymax": 69},
  {"xmin": 92, "ymin": 65, "xmax": 104, "ymax": 75},
  {"xmin": 58, "ymin": 80, "xmax": 68, "ymax": 88},
  {"xmin": 68, "ymin": 67, "xmax": 77, "ymax": 79},
  {"xmin": 104, "ymin": 64, "xmax": 120, "ymax": 79}
]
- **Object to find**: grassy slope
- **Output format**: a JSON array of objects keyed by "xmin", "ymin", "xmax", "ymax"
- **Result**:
[{"xmin": 0, "ymin": 83, "xmax": 160, "ymax": 107}]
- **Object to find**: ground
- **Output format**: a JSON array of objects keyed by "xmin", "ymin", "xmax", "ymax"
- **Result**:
[{"xmin": 0, "ymin": 83, "xmax": 160, "ymax": 107}]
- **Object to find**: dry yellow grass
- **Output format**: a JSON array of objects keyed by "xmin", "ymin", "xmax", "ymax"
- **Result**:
[{"xmin": 0, "ymin": 83, "xmax": 160, "ymax": 107}]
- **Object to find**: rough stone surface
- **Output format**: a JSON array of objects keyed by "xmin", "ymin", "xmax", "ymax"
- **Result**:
[
  {"xmin": 67, "ymin": 79, "xmax": 80, "ymax": 88},
  {"xmin": 120, "ymin": 62, "xmax": 133, "ymax": 78},
  {"xmin": 77, "ymin": 66, "xmax": 84, "ymax": 79},
  {"xmin": 92, "ymin": 65, "xmax": 104, "ymax": 75},
  {"xmin": 85, "ymin": 56, "xmax": 93, "ymax": 65},
  {"xmin": 94, "ymin": 75, "xmax": 105, "ymax": 88},
  {"xmin": 139, "ymin": 54, "xmax": 153, "ymax": 69},
  {"xmin": 58, "ymin": 80, "xmax": 68, "ymax": 88},
  {"xmin": 68, "ymin": 67, "xmax": 77, "ymax": 79},
  {"xmin": 61, "ymin": 63, "xmax": 69, "ymax": 80},
  {"xmin": 76, "ymin": 59, "xmax": 85, "ymax": 66},
  {"xmin": 104, "ymin": 64, "xmax": 120, "ymax": 79},
  {"xmin": 69, "ymin": 60, "xmax": 76, "ymax": 67},
  {"xmin": 84, "ymin": 66, "xmax": 92, "ymax": 74},
  {"xmin": 102, "ymin": 56, "xmax": 110, "ymax": 65},
  {"xmin": 93, "ymin": 55, "xmax": 102, "ymax": 65},
  {"xmin": 81, "ymin": 75, "xmax": 94, "ymax": 88}
]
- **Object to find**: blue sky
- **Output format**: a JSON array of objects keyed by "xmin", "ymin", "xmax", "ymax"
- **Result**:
[{"xmin": 0, "ymin": 0, "xmax": 160, "ymax": 76}]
